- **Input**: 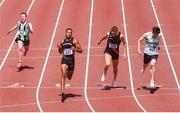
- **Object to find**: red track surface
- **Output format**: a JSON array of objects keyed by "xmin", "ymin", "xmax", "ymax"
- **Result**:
[{"xmin": 0, "ymin": 0, "xmax": 180, "ymax": 112}]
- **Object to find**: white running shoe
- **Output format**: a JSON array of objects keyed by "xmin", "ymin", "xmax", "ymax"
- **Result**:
[
  {"xmin": 101, "ymin": 73, "xmax": 106, "ymax": 81},
  {"xmin": 150, "ymin": 80, "xmax": 155, "ymax": 88},
  {"xmin": 112, "ymin": 80, "xmax": 117, "ymax": 87}
]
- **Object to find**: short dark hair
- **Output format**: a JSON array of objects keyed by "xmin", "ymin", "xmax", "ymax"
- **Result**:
[
  {"xmin": 111, "ymin": 26, "xmax": 118, "ymax": 32},
  {"xmin": 20, "ymin": 12, "xmax": 27, "ymax": 17},
  {"xmin": 152, "ymin": 26, "xmax": 160, "ymax": 34},
  {"xmin": 65, "ymin": 28, "xmax": 72, "ymax": 32}
]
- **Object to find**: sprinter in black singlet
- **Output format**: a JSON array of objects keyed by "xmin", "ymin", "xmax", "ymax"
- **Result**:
[
  {"xmin": 57, "ymin": 28, "xmax": 82, "ymax": 99},
  {"xmin": 98, "ymin": 26, "xmax": 127, "ymax": 87}
]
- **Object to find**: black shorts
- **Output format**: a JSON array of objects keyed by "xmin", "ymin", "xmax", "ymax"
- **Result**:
[
  {"xmin": 104, "ymin": 48, "xmax": 119, "ymax": 60},
  {"xmin": 144, "ymin": 53, "xmax": 158, "ymax": 64},
  {"xmin": 15, "ymin": 35, "xmax": 30, "ymax": 46},
  {"xmin": 61, "ymin": 57, "xmax": 75, "ymax": 72}
]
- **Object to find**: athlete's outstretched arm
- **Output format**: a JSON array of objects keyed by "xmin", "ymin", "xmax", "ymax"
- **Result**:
[
  {"xmin": 74, "ymin": 39, "xmax": 82, "ymax": 53},
  {"xmin": 138, "ymin": 34, "xmax": 147, "ymax": 55},
  {"xmin": 97, "ymin": 33, "xmax": 109, "ymax": 45},
  {"xmin": 120, "ymin": 34, "xmax": 127, "ymax": 59},
  {"xmin": 7, "ymin": 25, "xmax": 18, "ymax": 35}
]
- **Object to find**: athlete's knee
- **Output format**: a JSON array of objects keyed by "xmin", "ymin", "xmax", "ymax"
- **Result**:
[
  {"xmin": 19, "ymin": 49, "xmax": 23, "ymax": 52},
  {"xmin": 25, "ymin": 46, "xmax": 29, "ymax": 51},
  {"xmin": 105, "ymin": 64, "xmax": 110, "ymax": 68},
  {"xmin": 150, "ymin": 64, "xmax": 155, "ymax": 69},
  {"xmin": 67, "ymin": 71, "xmax": 73, "ymax": 80},
  {"xmin": 151, "ymin": 59, "xmax": 156, "ymax": 65}
]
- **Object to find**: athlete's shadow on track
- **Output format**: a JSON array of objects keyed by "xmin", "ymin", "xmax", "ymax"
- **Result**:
[
  {"xmin": 101, "ymin": 85, "xmax": 127, "ymax": 90},
  {"xmin": 138, "ymin": 86, "xmax": 160, "ymax": 94},
  {"xmin": 17, "ymin": 66, "xmax": 34, "ymax": 72},
  {"xmin": 60, "ymin": 93, "xmax": 82, "ymax": 103}
]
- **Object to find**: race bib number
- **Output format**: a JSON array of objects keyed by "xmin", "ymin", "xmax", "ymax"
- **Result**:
[
  {"xmin": 64, "ymin": 48, "xmax": 73, "ymax": 55},
  {"xmin": 109, "ymin": 43, "xmax": 118, "ymax": 48},
  {"xmin": 148, "ymin": 45, "xmax": 156, "ymax": 52}
]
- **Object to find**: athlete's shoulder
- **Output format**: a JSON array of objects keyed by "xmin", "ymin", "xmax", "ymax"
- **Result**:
[
  {"xmin": 106, "ymin": 32, "xmax": 110, "ymax": 36},
  {"xmin": 144, "ymin": 32, "xmax": 152, "ymax": 36},
  {"xmin": 143, "ymin": 32, "xmax": 152, "ymax": 39},
  {"xmin": 27, "ymin": 22, "xmax": 32, "ymax": 26},
  {"xmin": 158, "ymin": 33, "xmax": 162, "ymax": 38}
]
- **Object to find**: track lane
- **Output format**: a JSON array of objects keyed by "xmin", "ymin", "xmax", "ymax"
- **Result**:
[
  {"xmin": 124, "ymin": 0, "xmax": 179, "ymax": 111},
  {"xmin": 0, "ymin": 0, "xmax": 61, "ymax": 111},
  {"xmin": 38, "ymin": 0, "xmax": 91, "ymax": 112},
  {"xmin": 153, "ymin": 0, "xmax": 180, "ymax": 88},
  {"xmin": 86, "ymin": 0, "xmax": 142, "ymax": 112}
]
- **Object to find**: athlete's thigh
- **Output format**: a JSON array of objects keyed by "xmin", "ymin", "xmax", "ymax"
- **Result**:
[
  {"xmin": 150, "ymin": 59, "xmax": 157, "ymax": 66},
  {"xmin": 17, "ymin": 40, "xmax": 24, "ymax": 49},
  {"xmin": 104, "ymin": 52, "xmax": 112, "ymax": 65},
  {"xmin": 61, "ymin": 64, "xmax": 68, "ymax": 74}
]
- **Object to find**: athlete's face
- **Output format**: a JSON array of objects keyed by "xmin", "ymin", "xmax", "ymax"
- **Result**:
[
  {"xmin": 111, "ymin": 30, "xmax": 118, "ymax": 37},
  {"xmin": 66, "ymin": 30, "xmax": 72, "ymax": 38},
  {"xmin": 20, "ymin": 14, "xmax": 27, "ymax": 23},
  {"xmin": 152, "ymin": 32, "xmax": 159, "ymax": 38}
]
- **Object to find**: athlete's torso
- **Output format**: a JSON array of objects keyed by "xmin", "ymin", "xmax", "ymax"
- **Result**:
[
  {"xmin": 105, "ymin": 32, "xmax": 121, "ymax": 52},
  {"xmin": 62, "ymin": 37, "xmax": 75, "ymax": 59},
  {"xmin": 17, "ymin": 21, "xmax": 30, "ymax": 41},
  {"xmin": 144, "ymin": 32, "xmax": 161, "ymax": 55}
]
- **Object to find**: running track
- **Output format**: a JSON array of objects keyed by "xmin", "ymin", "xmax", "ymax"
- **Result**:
[{"xmin": 0, "ymin": 0, "xmax": 180, "ymax": 112}]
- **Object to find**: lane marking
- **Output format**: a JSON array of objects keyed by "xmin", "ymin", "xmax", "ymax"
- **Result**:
[
  {"xmin": 0, "ymin": 0, "xmax": 5, "ymax": 7},
  {"xmin": 0, "ymin": 92, "xmax": 179, "ymax": 108},
  {"xmin": 1, "ymin": 52, "xmax": 180, "ymax": 60},
  {"xmin": 0, "ymin": 0, "xmax": 35, "ymax": 71},
  {"xmin": 121, "ymin": 0, "xmax": 147, "ymax": 112},
  {"xmin": 84, "ymin": 0, "xmax": 95, "ymax": 112},
  {"xmin": 150, "ymin": 0, "xmax": 180, "ymax": 91},
  {"xmin": 35, "ymin": 0, "xmax": 65, "ymax": 112},
  {"xmin": 1, "ymin": 44, "xmax": 180, "ymax": 52},
  {"xmin": 7, "ymin": 83, "xmax": 24, "ymax": 88},
  {"xmin": 0, "ymin": 85, "xmax": 179, "ymax": 91}
]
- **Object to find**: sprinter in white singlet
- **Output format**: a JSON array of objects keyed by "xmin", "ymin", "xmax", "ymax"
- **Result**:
[{"xmin": 138, "ymin": 26, "xmax": 161, "ymax": 87}]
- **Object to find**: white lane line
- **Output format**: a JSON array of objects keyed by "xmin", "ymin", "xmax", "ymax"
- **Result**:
[
  {"xmin": 0, "ymin": 92, "xmax": 179, "ymax": 108},
  {"xmin": 121, "ymin": 0, "xmax": 147, "ymax": 112},
  {"xmin": 84, "ymin": 0, "xmax": 95, "ymax": 112},
  {"xmin": 35, "ymin": 0, "xmax": 65, "ymax": 112},
  {"xmin": 1, "ymin": 52, "xmax": 180, "ymax": 60},
  {"xmin": 0, "ymin": 0, "xmax": 5, "ymax": 7},
  {"xmin": 0, "ymin": 0, "xmax": 35, "ymax": 71},
  {"xmin": 150, "ymin": 0, "xmax": 180, "ymax": 91}
]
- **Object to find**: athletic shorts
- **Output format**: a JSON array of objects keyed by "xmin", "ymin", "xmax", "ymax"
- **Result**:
[
  {"xmin": 104, "ymin": 48, "xmax": 119, "ymax": 60},
  {"xmin": 15, "ymin": 35, "xmax": 30, "ymax": 46},
  {"xmin": 144, "ymin": 53, "xmax": 158, "ymax": 64},
  {"xmin": 61, "ymin": 57, "xmax": 75, "ymax": 72}
]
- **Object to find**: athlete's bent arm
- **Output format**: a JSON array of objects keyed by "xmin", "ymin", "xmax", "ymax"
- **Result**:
[
  {"xmin": 138, "ymin": 34, "xmax": 147, "ymax": 55},
  {"xmin": 57, "ymin": 41, "xmax": 63, "ymax": 54},
  {"xmin": 74, "ymin": 39, "xmax": 82, "ymax": 53},
  {"xmin": 29, "ymin": 23, "xmax": 33, "ymax": 34}
]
